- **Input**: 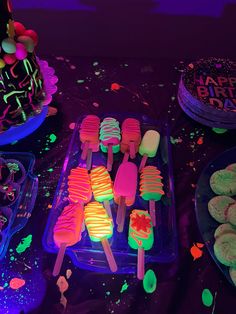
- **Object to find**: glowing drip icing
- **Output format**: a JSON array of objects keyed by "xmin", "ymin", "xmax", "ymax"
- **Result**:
[
  {"xmin": 84, "ymin": 202, "xmax": 113, "ymax": 242},
  {"xmin": 128, "ymin": 210, "xmax": 153, "ymax": 250},
  {"xmin": 90, "ymin": 166, "xmax": 113, "ymax": 202}
]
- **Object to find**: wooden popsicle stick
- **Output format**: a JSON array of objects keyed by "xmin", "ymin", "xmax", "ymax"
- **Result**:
[
  {"xmin": 117, "ymin": 200, "xmax": 126, "ymax": 233},
  {"xmin": 129, "ymin": 141, "xmax": 136, "ymax": 159},
  {"xmin": 149, "ymin": 200, "xmax": 156, "ymax": 227},
  {"xmin": 81, "ymin": 141, "xmax": 89, "ymax": 160},
  {"xmin": 107, "ymin": 144, "xmax": 113, "ymax": 172},
  {"xmin": 116, "ymin": 196, "xmax": 125, "ymax": 225},
  {"xmin": 81, "ymin": 202, "xmax": 85, "ymax": 232},
  {"xmin": 123, "ymin": 152, "xmax": 129, "ymax": 163},
  {"xmin": 137, "ymin": 248, "xmax": 145, "ymax": 280},
  {"xmin": 139, "ymin": 154, "xmax": 148, "ymax": 172},
  {"xmin": 101, "ymin": 238, "xmax": 118, "ymax": 272},
  {"xmin": 104, "ymin": 200, "xmax": 113, "ymax": 226},
  {"xmin": 86, "ymin": 148, "xmax": 92, "ymax": 170},
  {"xmin": 53, "ymin": 242, "xmax": 67, "ymax": 277}
]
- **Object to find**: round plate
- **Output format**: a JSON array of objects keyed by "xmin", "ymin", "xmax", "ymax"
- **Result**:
[{"xmin": 195, "ymin": 146, "xmax": 236, "ymax": 287}]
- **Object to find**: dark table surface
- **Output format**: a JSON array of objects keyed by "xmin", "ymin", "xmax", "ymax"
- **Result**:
[{"xmin": 0, "ymin": 56, "xmax": 236, "ymax": 314}]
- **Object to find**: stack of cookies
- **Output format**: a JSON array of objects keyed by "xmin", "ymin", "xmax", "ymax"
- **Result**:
[{"xmin": 208, "ymin": 163, "xmax": 236, "ymax": 285}]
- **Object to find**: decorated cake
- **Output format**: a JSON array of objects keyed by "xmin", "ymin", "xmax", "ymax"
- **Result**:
[
  {"xmin": 178, "ymin": 58, "xmax": 236, "ymax": 129},
  {"xmin": 0, "ymin": 0, "xmax": 57, "ymax": 136}
]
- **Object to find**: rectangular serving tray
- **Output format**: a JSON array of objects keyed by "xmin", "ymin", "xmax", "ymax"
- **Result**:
[{"xmin": 43, "ymin": 114, "xmax": 178, "ymax": 273}]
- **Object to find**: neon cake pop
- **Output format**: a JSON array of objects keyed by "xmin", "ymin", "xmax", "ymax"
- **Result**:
[
  {"xmin": 121, "ymin": 118, "xmax": 141, "ymax": 160},
  {"xmin": 80, "ymin": 115, "xmax": 100, "ymax": 170},
  {"xmin": 90, "ymin": 166, "xmax": 114, "ymax": 222},
  {"xmin": 84, "ymin": 201, "xmax": 117, "ymax": 272},
  {"xmin": 140, "ymin": 166, "xmax": 164, "ymax": 226},
  {"xmin": 100, "ymin": 117, "xmax": 121, "ymax": 171},
  {"xmin": 139, "ymin": 130, "xmax": 160, "ymax": 171},
  {"xmin": 53, "ymin": 203, "xmax": 84, "ymax": 276},
  {"xmin": 114, "ymin": 162, "xmax": 138, "ymax": 232},
  {"xmin": 128, "ymin": 210, "xmax": 154, "ymax": 280},
  {"xmin": 67, "ymin": 167, "xmax": 92, "ymax": 204}
]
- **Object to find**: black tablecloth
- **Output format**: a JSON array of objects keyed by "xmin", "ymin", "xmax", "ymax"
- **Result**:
[{"xmin": 1, "ymin": 56, "xmax": 236, "ymax": 314}]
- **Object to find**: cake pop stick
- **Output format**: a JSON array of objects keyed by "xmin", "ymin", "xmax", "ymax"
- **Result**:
[
  {"xmin": 80, "ymin": 115, "xmax": 100, "ymax": 169},
  {"xmin": 84, "ymin": 202, "xmax": 117, "ymax": 272},
  {"xmin": 90, "ymin": 166, "xmax": 114, "ymax": 223},
  {"xmin": 121, "ymin": 118, "xmax": 141, "ymax": 160},
  {"xmin": 114, "ymin": 162, "xmax": 137, "ymax": 232},
  {"xmin": 100, "ymin": 117, "xmax": 121, "ymax": 171},
  {"xmin": 139, "ymin": 130, "xmax": 160, "ymax": 171},
  {"xmin": 140, "ymin": 166, "xmax": 164, "ymax": 227},
  {"xmin": 53, "ymin": 203, "xmax": 84, "ymax": 276},
  {"xmin": 128, "ymin": 210, "xmax": 154, "ymax": 280}
]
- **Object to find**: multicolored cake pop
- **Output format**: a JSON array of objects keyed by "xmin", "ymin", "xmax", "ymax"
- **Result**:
[
  {"xmin": 121, "ymin": 118, "xmax": 141, "ymax": 160},
  {"xmin": 128, "ymin": 210, "xmax": 154, "ymax": 280},
  {"xmin": 80, "ymin": 115, "xmax": 100, "ymax": 170},
  {"xmin": 100, "ymin": 117, "xmax": 121, "ymax": 171},
  {"xmin": 114, "ymin": 162, "xmax": 138, "ymax": 232},
  {"xmin": 53, "ymin": 203, "xmax": 84, "ymax": 276},
  {"xmin": 90, "ymin": 166, "xmax": 114, "ymax": 221},
  {"xmin": 84, "ymin": 201, "xmax": 117, "ymax": 272},
  {"xmin": 140, "ymin": 166, "xmax": 164, "ymax": 226},
  {"xmin": 139, "ymin": 130, "xmax": 160, "ymax": 171}
]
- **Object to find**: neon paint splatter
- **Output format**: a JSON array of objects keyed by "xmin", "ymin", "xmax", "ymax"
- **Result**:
[
  {"xmin": 197, "ymin": 137, "xmax": 204, "ymax": 145},
  {"xmin": 202, "ymin": 288, "xmax": 213, "ymax": 307},
  {"xmin": 190, "ymin": 243, "xmax": 204, "ymax": 261},
  {"xmin": 66, "ymin": 269, "xmax": 72, "ymax": 279},
  {"xmin": 16, "ymin": 234, "xmax": 33, "ymax": 254},
  {"xmin": 143, "ymin": 269, "xmax": 157, "ymax": 293},
  {"xmin": 111, "ymin": 83, "xmax": 122, "ymax": 91},
  {"xmin": 9, "ymin": 278, "xmax": 25, "ymax": 290},
  {"xmin": 212, "ymin": 128, "xmax": 228, "ymax": 134},
  {"xmin": 47, "ymin": 168, "xmax": 54, "ymax": 172},
  {"xmin": 49, "ymin": 133, "xmax": 57, "ymax": 143},
  {"xmin": 120, "ymin": 280, "xmax": 129, "ymax": 293}
]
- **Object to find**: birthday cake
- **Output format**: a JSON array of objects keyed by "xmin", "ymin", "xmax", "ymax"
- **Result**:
[
  {"xmin": 178, "ymin": 58, "xmax": 236, "ymax": 129},
  {"xmin": 0, "ymin": 0, "xmax": 51, "ymax": 133}
]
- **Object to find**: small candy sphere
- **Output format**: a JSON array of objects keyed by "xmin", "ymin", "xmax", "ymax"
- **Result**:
[
  {"xmin": 0, "ymin": 59, "xmax": 6, "ymax": 69},
  {"xmin": 15, "ymin": 43, "xmax": 27, "ymax": 60},
  {"xmin": 17, "ymin": 35, "xmax": 34, "ymax": 53},
  {"xmin": 23, "ymin": 29, "xmax": 38, "ymax": 46},
  {"xmin": 3, "ymin": 53, "xmax": 16, "ymax": 65},
  {"xmin": 1, "ymin": 38, "xmax": 16, "ymax": 54},
  {"xmin": 14, "ymin": 21, "xmax": 26, "ymax": 36}
]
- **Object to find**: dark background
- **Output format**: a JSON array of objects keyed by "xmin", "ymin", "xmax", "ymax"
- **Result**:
[{"xmin": 12, "ymin": 0, "xmax": 236, "ymax": 58}]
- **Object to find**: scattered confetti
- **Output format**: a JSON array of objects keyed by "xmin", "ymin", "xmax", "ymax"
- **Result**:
[
  {"xmin": 190, "ymin": 243, "xmax": 204, "ymax": 261},
  {"xmin": 49, "ymin": 134, "xmax": 57, "ymax": 143},
  {"xmin": 202, "ymin": 288, "xmax": 213, "ymax": 307},
  {"xmin": 120, "ymin": 280, "xmax": 129, "ymax": 293},
  {"xmin": 66, "ymin": 269, "xmax": 72, "ymax": 279},
  {"xmin": 143, "ymin": 269, "xmax": 157, "ymax": 293},
  {"xmin": 77, "ymin": 80, "xmax": 85, "ymax": 84},
  {"xmin": 170, "ymin": 136, "xmax": 183, "ymax": 144},
  {"xmin": 9, "ymin": 278, "xmax": 25, "ymax": 290},
  {"xmin": 16, "ymin": 234, "xmax": 32, "ymax": 254}
]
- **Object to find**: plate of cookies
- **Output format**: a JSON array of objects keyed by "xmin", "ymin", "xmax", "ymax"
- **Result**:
[{"xmin": 195, "ymin": 146, "xmax": 236, "ymax": 287}]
